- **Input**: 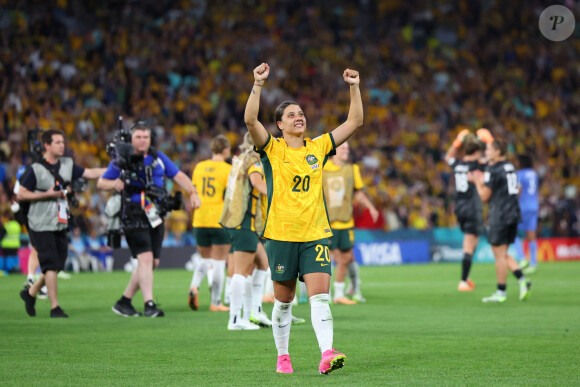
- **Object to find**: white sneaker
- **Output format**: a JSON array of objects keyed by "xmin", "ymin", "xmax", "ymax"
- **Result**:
[
  {"xmin": 519, "ymin": 281, "xmax": 532, "ymax": 301},
  {"xmin": 228, "ymin": 319, "xmax": 260, "ymax": 331},
  {"xmin": 522, "ymin": 266, "xmax": 537, "ymax": 275},
  {"xmin": 37, "ymin": 286, "xmax": 48, "ymax": 299},
  {"xmin": 291, "ymin": 315, "xmax": 306, "ymax": 325},
  {"xmin": 353, "ymin": 292, "xmax": 367, "ymax": 302},
  {"xmin": 482, "ymin": 291, "xmax": 507, "ymax": 303},
  {"xmin": 250, "ymin": 311, "xmax": 272, "ymax": 327}
]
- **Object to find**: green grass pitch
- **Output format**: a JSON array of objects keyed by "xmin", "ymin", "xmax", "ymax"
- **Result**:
[{"xmin": 1, "ymin": 261, "xmax": 579, "ymax": 386}]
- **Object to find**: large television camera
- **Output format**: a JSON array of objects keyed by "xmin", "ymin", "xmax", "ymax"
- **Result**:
[{"xmin": 105, "ymin": 118, "xmax": 182, "ymax": 247}]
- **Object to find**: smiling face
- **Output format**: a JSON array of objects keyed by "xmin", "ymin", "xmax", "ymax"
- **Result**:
[{"xmin": 277, "ymin": 104, "xmax": 306, "ymax": 136}]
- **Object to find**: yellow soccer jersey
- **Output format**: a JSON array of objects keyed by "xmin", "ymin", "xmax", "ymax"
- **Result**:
[
  {"xmin": 245, "ymin": 161, "xmax": 263, "ymax": 232},
  {"xmin": 323, "ymin": 160, "xmax": 364, "ymax": 230},
  {"xmin": 192, "ymin": 159, "xmax": 231, "ymax": 228},
  {"xmin": 256, "ymin": 133, "xmax": 336, "ymax": 242}
]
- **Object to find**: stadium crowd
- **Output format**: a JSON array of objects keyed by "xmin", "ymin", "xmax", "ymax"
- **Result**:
[{"xmin": 0, "ymin": 0, "xmax": 579, "ymax": 243}]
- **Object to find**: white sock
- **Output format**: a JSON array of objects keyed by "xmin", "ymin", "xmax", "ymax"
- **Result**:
[
  {"xmin": 265, "ymin": 269, "xmax": 274, "ymax": 294},
  {"xmin": 242, "ymin": 275, "xmax": 253, "ymax": 322},
  {"xmin": 334, "ymin": 281, "xmax": 345, "ymax": 299},
  {"xmin": 225, "ymin": 275, "xmax": 232, "ymax": 304},
  {"xmin": 229, "ymin": 274, "xmax": 245, "ymax": 324},
  {"xmin": 299, "ymin": 281, "xmax": 307, "ymax": 299},
  {"xmin": 310, "ymin": 293, "xmax": 333, "ymax": 354},
  {"xmin": 207, "ymin": 262, "xmax": 214, "ymax": 287},
  {"xmin": 191, "ymin": 258, "xmax": 210, "ymax": 289},
  {"xmin": 252, "ymin": 269, "xmax": 267, "ymax": 314},
  {"xmin": 27, "ymin": 273, "xmax": 34, "ymax": 281},
  {"xmin": 210, "ymin": 259, "xmax": 226, "ymax": 306},
  {"xmin": 272, "ymin": 299, "xmax": 293, "ymax": 356},
  {"xmin": 348, "ymin": 261, "xmax": 360, "ymax": 294}
]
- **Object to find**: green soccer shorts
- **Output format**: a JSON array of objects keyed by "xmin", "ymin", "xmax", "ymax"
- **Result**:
[{"xmin": 265, "ymin": 238, "xmax": 331, "ymax": 282}]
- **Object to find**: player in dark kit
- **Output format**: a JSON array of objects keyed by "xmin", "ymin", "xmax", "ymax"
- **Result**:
[
  {"xmin": 469, "ymin": 138, "xmax": 532, "ymax": 303},
  {"xmin": 445, "ymin": 130, "xmax": 488, "ymax": 292}
]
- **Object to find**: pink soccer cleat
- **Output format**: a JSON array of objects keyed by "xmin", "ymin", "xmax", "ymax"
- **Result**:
[
  {"xmin": 276, "ymin": 354, "xmax": 293, "ymax": 374},
  {"xmin": 319, "ymin": 348, "xmax": 346, "ymax": 375}
]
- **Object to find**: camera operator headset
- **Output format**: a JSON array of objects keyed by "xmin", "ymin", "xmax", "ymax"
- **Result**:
[
  {"xmin": 17, "ymin": 129, "xmax": 106, "ymax": 318},
  {"xmin": 97, "ymin": 121, "xmax": 201, "ymax": 318}
]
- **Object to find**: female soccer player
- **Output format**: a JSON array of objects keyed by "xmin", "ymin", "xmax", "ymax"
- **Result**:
[
  {"xmin": 189, "ymin": 135, "xmax": 231, "ymax": 312},
  {"xmin": 469, "ymin": 139, "xmax": 532, "ymax": 303},
  {"xmin": 323, "ymin": 141, "xmax": 378, "ymax": 304},
  {"xmin": 244, "ymin": 62, "xmax": 363, "ymax": 374},
  {"xmin": 444, "ymin": 131, "xmax": 487, "ymax": 291},
  {"xmin": 220, "ymin": 132, "xmax": 271, "ymax": 330}
]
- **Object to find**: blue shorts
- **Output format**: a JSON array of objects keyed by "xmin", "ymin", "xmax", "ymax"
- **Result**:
[{"xmin": 518, "ymin": 210, "xmax": 538, "ymax": 232}]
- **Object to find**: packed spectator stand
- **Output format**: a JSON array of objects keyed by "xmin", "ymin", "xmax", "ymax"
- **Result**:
[{"xmin": 0, "ymin": 0, "xmax": 578, "ymax": 247}]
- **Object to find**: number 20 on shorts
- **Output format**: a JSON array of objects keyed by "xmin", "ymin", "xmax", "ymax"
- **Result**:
[{"xmin": 315, "ymin": 245, "xmax": 331, "ymax": 265}]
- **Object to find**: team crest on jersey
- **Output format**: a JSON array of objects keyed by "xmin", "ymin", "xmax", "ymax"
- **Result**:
[
  {"xmin": 306, "ymin": 154, "xmax": 319, "ymax": 169},
  {"xmin": 275, "ymin": 264, "xmax": 285, "ymax": 274}
]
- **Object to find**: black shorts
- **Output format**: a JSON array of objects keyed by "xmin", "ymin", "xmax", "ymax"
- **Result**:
[
  {"xmin": 457, "ymin": 215, "xmax": 484, "ymax": 236},
  {"xmin": 28, "ymin": 230, "xmax": 69, "ymax": 273},
  {"xmin": 124, "ymin": 223, "xmax": 165, "ymax": 258},
  {"xmin": 487, "ymin": 223, "xmax": 518, "ymax": 246}
]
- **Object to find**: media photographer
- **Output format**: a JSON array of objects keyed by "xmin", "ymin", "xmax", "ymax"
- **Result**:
[
  {"xmin": 98, "ymin": 121, "xmax": 201, "ymax": 318},
  {"xmin": 17, "ymin": 129, "xmax": 106, "ymax": 318}
]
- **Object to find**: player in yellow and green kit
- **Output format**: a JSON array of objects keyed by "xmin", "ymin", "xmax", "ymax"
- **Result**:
[
  {"xmin": 188, "ymin": 135, "xmax": 231, "ymax": 312},
  {"xmin": 323, "ymin": 141, "xmax": 379, "ymax": 304},
  {"xmin": 244, "ymin": 62, "xmax": 363, "ymax": 375},
  {"xmin": 220, "ymin": 132, "xmax": 271, "ymax": 330}
]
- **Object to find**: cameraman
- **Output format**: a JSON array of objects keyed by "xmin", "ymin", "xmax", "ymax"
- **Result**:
[
  {"xmin": 97, "ymin": 122, "xmax": 201, "ymax": 318},
  {"xmin": 17, "ymin": 129, "xmax": 106, "ymax": 318}
]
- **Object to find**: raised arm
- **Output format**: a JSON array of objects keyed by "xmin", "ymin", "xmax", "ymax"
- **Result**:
[
  {"xmin": 444, "ymin": 129, "xmax": 470, "ymax": 163},
  {"xmin": 331, "ymin": 69, "xmax": 363, "ymax": 147},
  {"xmin": 244, "ymin": 63, "xmax": 271, "ymax": 148}
]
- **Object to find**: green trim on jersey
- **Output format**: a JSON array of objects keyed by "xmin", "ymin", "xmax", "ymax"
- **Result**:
[
  {"xmin": 256, "ymin": 134, "xmax": 274, "ymax": 238},
  {"xmin": 321, "ymin": 132, "xmax": 336, "ymax": 235}
]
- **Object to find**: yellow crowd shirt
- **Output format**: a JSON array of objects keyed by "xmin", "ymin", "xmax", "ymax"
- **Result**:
[
  {"xmin": 192, "ymin": 159, "xmax": 231, "ymax": 228},
  {"xmin": 323, "ymin": 160, "xmax": 364, "ymax": 229},
  {"xmin": 256, "ymin": 133, "xmax": 336, "ymax": 242}
]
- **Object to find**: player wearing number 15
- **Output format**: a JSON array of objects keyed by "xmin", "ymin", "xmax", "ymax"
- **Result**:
[
  {"xmin": 189, "ymin": 135, "xmax": 232, "ymax": 312},
  {"xmin": 245, "ymin": 62, "xmax": 363, "ymax": 375},
  {"xmin": 444, "ymin": 131, "xmax": 487, "ymax": 292},
  {"xmin": 469, "ymin": 139, "xmax": 531, "ymax": 303}
]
